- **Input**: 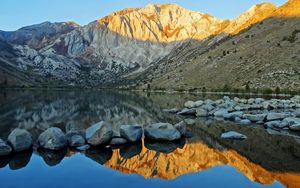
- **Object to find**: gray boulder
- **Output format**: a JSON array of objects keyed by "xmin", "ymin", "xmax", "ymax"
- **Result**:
[
  {"xmin": 221, "ymin": 131, "xmax": 247, "ymax": 140},
  {"xmin": 243, "ymin": 114, "xmax": 266, "ymax": 122},
  {"xmin": 196, "ymin": 108, "xmax": 208, "ymax": 117},
  {"xmin": 240, "ymin": 119, "xmax": 251, "ymax": 124},
  {"xmin": 265, "ymin": 121, "xmax": 289, "ymax": 129},
  {"xmin": 224, "ymin": 111, "xmax": 244, "ymax": 120},
  {"xmin": 144, "ymin": 123, "xmax": 181, "ymax": 141},
  {"xmin": 68, "ymin": 134, "xmax": 85, "ymax": 147},
  {"xmin": 290, "ymin": 123, "xmax": 300, "ymax": 131},
  {"xmin": 86, "ymin": 121, "xmax": 113, "ymax": 146},
  {"xmin": 295, "ymin": 109, "xmax": 300, "ymax": 118},
  {"xmin": 184, "ymin": 100, "xmax": 203, "ymax": 108},
  {"xmin": 162, "ymin": 108, "xmax": 179, "ymax": 114},
  {"xmin": 8, "ymin": 128, "xmax": 33, "ymax": 152},
  {"xmin": 120, "ymin": 125, "xmax": 143, "ymax": 142},
  {"xmin": 283, "ymin": 117, "xmax": 300, "ymax": 126},
  {"xmin": 213, "ymin": 109, "xmax": 228, "ymax": 117},
  {"xmin": 0, "ymin": 139, "xmax": 12, "ymax": 156},
  {"xmin": 266, "ymin": 113, "xmax": 286, "ymax": 121},
  {"xmin": 38, "ymin": 127, "xmax": 67, "ymax": 150}
]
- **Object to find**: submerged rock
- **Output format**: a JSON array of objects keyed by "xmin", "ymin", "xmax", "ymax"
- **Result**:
[
  {"xmin": 221, "ymin": 131, "xmax": 247, "ymax": 140},
  {"xmin": 0, "ymin": 139, "xmax": 12, "ymax": 156},
  {"xmin": 9, "ymin": 150, "xmax": 32, "ymax": 170},
  {"xmin": 86, "ymin": 121, "xmax": 113, "ymax": 146},
  {"xmin": 38, "ymin": 127, "xmax": 67, "ymax": 150},
  {"xmin": 120, "ymin": 125, "xmax": 143, "ymax": 142},
  {"xmin": 144, "ymin": 123, "xmax": 181, "ymax": 141},
  {"xmin": 38, "ymin": 148, "xmax": 67, "ymax": 167},
  {"xmin": 8, "ymin": 128, "xmax": 33, "ymax": 152},
  {"xmin": 76, "ymin": 144, "xmax": 91, "ymax": 151}
]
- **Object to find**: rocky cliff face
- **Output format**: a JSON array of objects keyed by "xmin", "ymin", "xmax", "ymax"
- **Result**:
[{"xmin": 0, "ymin": 0, "xmax": 299, "ymax": 88}]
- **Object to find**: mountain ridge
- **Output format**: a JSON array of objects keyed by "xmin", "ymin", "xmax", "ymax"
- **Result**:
[{"xmin": 0, "ymin": 0, "xmax": 299, "ymax": 91}]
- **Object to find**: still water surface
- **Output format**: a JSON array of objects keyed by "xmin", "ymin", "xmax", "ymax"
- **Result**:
[{"xmin": 0, "ymin": 90, "xmax": 299, "ymax": 188}]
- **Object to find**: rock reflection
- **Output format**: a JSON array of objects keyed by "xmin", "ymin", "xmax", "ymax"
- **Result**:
[
  {"xmin": 84, "ymin": 147, "xmax": 113, "ymax": 165},
  {"xmin": 9, "ymin": 149, "xmax": 32, "ymax": 170},
  {"xmin": 38, "ymin": 148, "xmax": 68, "ymax": 167},
  {"xmin": 118, "ymin": 142, "xmax": 142, "ymax": 159},
  {"xmin": 144, "ymin": 139, "xmax": 185, "ymax": 153}
]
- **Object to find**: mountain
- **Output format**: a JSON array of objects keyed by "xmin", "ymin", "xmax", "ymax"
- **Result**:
[
  {"xmin": 0, "ymin": 0, "xmax": 299, "ymax": 91},
  {"xmin": 137, "ymin": 0, "xmax": 300, "ymax": 92}
]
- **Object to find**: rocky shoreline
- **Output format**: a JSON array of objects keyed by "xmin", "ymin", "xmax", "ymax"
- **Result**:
[
  {"xmin": 0, "ymin": 121, "xmax": 189, "ymax": 157},
  {"xmin": 163, "ymin": 95, "xmax": 300, "ymax": 137}
]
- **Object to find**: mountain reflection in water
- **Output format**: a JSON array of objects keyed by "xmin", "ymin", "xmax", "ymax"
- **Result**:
[{"xmin": 0, "ymin": 90, "xmax": 300, "ymax": 188}]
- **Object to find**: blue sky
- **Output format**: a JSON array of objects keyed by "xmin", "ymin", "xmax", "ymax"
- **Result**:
[{"xmin": 0, "ymin": 0, "xmax": 287, "ymax": 31}]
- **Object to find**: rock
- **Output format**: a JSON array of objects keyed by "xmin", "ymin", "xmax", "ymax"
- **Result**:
[
  {"xmin": 162, "ymin": 108, "xmax": 179, "ymax": 113},
  {"xmin": 184, "ymin": 118, "xmax": 196, "ymax": 125},
  {"xmin": 177, "ymin": 108, "xmax": 196, "ymax": 115},
  {"xmin": 291, "ymin": 95, "xmax": 300, "ymax": 103},
  {"xmin": 184, "ymin": 100, "xmax": 203, "ymax": 108},
  {"xmin": 240, "ymin": 119, "xmax": 251, "ymax": 124},
  {"xmin": 265, "ymin": 121, "xmax": 289, "ymax": 129},
  {"xmin": 110, "ymin": 138, "xmax": 128, "ymax": 145},
  {"xmin": 38, "ymin": 127, "xmax": 67, "ymax": 150},
  {"xmin": 262, "ymin": 101, "xmax": 271, "ymax": 109},
  {"xmin": 221, "ymin": 131, "xmax": 247, "ymax": 140},
  {"xmin": 144, "ymin": 123, "xmax": 181, "ymax": 141},
  {"xmin": 76, "ymin": 144, "xmax": 91, "ymax": 151},
  {"xmin": 68, "ymin": 135, "xmax": 85, "ymax": 147},
  {"xmin": 86, "ymin": 121, "xmax": 113, "ymax": 146},
  {"xmin": 266, "ymin": 112, "xmax": 286, "ymax": 121},
  {"xmin": 196, "ymin": 108, "xmax": 208, "ymax": 117},
  {"xmin": 8, "ymin": 128, "xmax": 33, "ymax": 152},
  {"xmin": 224, "ymin": 111, "xmax": 244, "ymax": 120},
  {"xmin": 243, "ymin": 114, "xmax": 266, "ymax": 122},
  {"xmin": 283, "ymin": 117, "xmax": 300, "ymax": 126},
  {"xmin": 295, "ymin": 109, "xmax": 300, "ymax": 118},
  {"xmin": 255, "ymin": 98, "xmax": 264, "ymax": 104},
  {"xmin": 214, "ymin": 109, "xmax": 228, "ymax": 117},
  {"xmin": 120, "ymin": 125, "xmax": 143, "ymax": 142},
  {"xmin": 174, "ymin": 121, "xmax": 187, "ymax": 136},
  {"xmin": 290, "ymin": 123, "xmax": 300, "ymax": 131},
  {"xmin": 202, "ymin": 103, "xmax": 215, "ymax": 112},
  {"xmin": 0, "ymin": 139, "xmax": 12, "ymax": 156}
]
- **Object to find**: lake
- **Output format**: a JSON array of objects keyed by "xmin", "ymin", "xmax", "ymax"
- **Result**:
[{"xmin": 0, "ymin": 90, "xmax": 299, "ymax": 188}]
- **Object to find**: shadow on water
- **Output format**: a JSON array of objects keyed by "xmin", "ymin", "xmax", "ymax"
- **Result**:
[{"xmin": 0, "ymin": 89, "xmax": 300, "ymax": 187}]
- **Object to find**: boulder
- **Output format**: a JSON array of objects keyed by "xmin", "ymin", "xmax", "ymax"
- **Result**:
[
  {"xmin": 177, "ymin": 108, "xmax": 196, "ymax": 115},
  {"xmin": 86, "ymin": 121, "xmax": 113, "ymax": 146},
  {"xmin": 266, "ymin": 113, "xmax": 286, "ymax": 121},
  {"xmin": 224, "ymin": 111, "xmax": 244, "ymax": 120},
  {"xmin": 265, "ymin": 121, "xmax": 289, "ymax": 129},
  {"xmin": 144, "ymin": 123, "xmax": 181, "ymax": 141},
  {"xmin": 38, "ymin": 127, "xmax": 67, "ymax": 150},
  {"xmin": 162, "ymin": 108, "xmax": 179, "ymax": 114},
  {"xmin": 109, "ymin": 138, "xmax": 128, "ymax": 145},
  {"xmin": 240, "ymin": 119, "xmax": 251, "ymax": 124},
  {"xmin": 196, "ymin": 108, "xmax": 208, "ymax": 117},
  {"xmin": 174, "ymin": 121, "xmax": 187, "ymax": 136},
  {"xmin": 283, "ymin": 117, "xmax": 300, "ymax": 126},
  {"xmin": 120, "ymin": 125, "xmax": 143, "ymax": 142},
  {"xmin": 202, "ymin": 103, "xmax": 215, "ymax": 112},
  {"xmin": 243, "ymin": 114, "xmax": 266, "ymax": 122},
  {"xmin": 0, "ymin": 139, "xmax": 12, "ymax": 156},
  {"xmin": 221, "ymin": 131, "xmax": 247, "ymax": 140},
  {"xmin": 8, "ymin": 128, "xmax": 33, "ymax": 152},
  {"xmin": 184, "ymin": 118, "xmax": 196, "ymax": 125},
  {"xmin": 290, "ymin": 123, "xmax": 300, "ymax": 131},
  {"xmin": 295, "ymin": 109, "xmax": 300, "ymax": 118},
  {"xmin": 184, "ymin": 100, "xmax": 203, "ymax": 108},
  {"xmin": 214, "ymin": 109, "xmax": 228, "ymax": 117},
  {"xmin": 68, "ymin": 135, "xmax": 85, "ymax": 147},
  {"xmin": 76, "ymin": 145, "xmax": 91, "ymax": 151}
]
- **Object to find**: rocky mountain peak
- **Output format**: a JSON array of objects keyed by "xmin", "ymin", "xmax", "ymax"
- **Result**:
[
  {"xmin": 274, "ymin": 0, "xmax": 300, "ymax": 16},
  {"xmin": 224, "ymin": 2, "xmax": 277, "ymax": 34}
]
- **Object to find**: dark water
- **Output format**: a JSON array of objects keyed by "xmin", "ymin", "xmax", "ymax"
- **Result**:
[{"xmin": 0, "ymin": 90, "xmax": 299, "ymax": 188}]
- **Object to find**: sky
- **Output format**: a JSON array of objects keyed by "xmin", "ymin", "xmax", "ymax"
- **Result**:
[{"xmin": 0, "ymin": 0, "xmax": 287, "ymax": 31}]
